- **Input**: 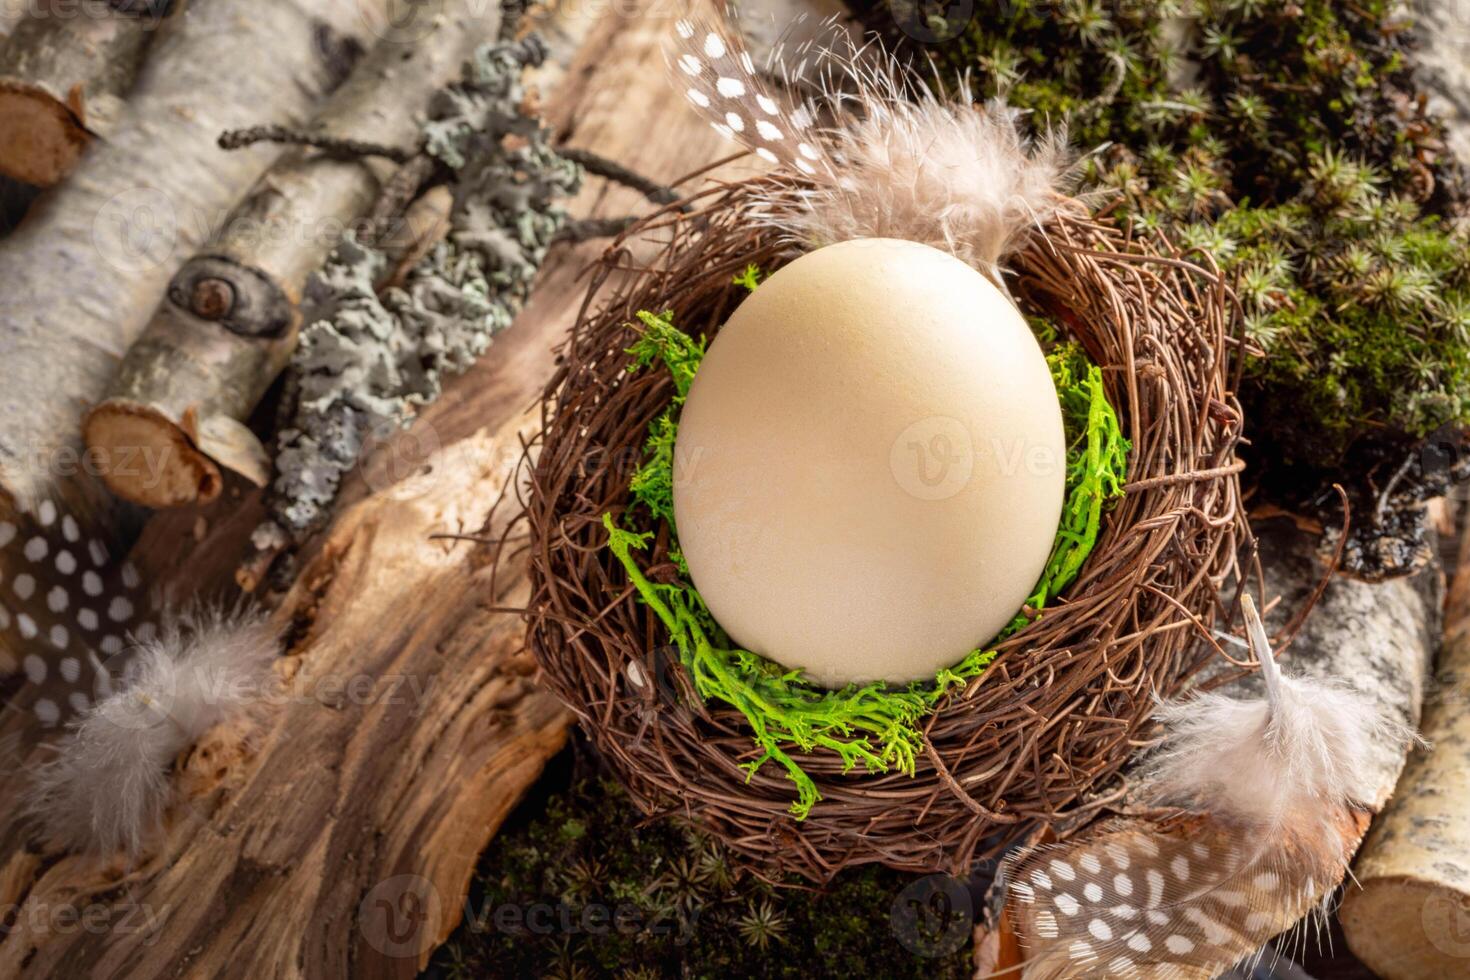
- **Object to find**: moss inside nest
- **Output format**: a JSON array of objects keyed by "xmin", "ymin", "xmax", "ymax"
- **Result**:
[
  {"xmin": 860, "ymin": 0, "xmax": 1470, "ymax": 497},
  {"xmin": 605, "ymin": 297, "xmax": 1129, "ymax": 820}
]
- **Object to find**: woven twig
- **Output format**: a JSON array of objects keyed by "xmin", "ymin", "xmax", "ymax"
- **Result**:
[{"xmin": 523, "ymin": 175, "xmax": 1249, "ymax": 883}]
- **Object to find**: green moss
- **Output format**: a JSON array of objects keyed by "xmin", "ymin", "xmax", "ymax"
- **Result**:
[
  {"xmin": 865, "ymin": 0, "xmax": 1470, "ymax": 484},
  {"xmin": 427, "ymin": 775, "xmax": 975, "ymax": 978},
  {"xmin": 624, "ymin": 311, "xmax": 703, "ymax": 573},
  {"xmin": 608, "ymin": 308, "xmax": 1128, "ymax": 819}
]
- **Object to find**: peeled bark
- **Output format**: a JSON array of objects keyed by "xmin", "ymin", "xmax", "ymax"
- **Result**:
[
  {"xmin": 82, "ymin": 0, "xmax": 499, "ymax": 508},
  {"xmin": 0, "ymin": 0, "xmax": 170, "ymax": 187},
  {"xmin": 1340, "ymin": 521, "xmax": 1470, "ymax": 979},
  {"xmin": 0, "ymin": 0, "xmax": 388, "ymax": 512}
]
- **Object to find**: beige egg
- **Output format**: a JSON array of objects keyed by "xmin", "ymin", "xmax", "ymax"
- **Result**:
[{"xmin": 671, "ymin": 238, "xmax": 1067, "ymax": 688}]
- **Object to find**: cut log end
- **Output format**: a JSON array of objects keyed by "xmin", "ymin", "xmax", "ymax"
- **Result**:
[
  {"xmin": 0, "ymin": 84, "xmax": 88, "ymax": 186},
  {"xmin": 82, "ymin": 400, "xmax": 222, "ymax": 507},
  {"xmin": 1341, "ymin": 876, "xmax": 1470, "ymax": 980}
]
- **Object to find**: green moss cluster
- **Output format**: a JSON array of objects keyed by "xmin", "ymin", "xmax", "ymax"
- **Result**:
[
  {"xmin": 608, "ymin": 308, "xmax": 1127, "ymax": 819},
  {"xmin": 427, "ymin": 775, "xmax": 975, "ymax": 978},
  {"xmin": 871, "ymin": 0, "xmax": 1469, "ymax": 483}
]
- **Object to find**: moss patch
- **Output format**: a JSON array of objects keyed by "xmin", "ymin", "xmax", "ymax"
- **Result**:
[
  {"xmin": 425, "ymin": 770, "xmax": 977, "ymax": 979},
  {"xmin": 864, "ymin": 0, "xmax": 1470, "ymax": 489}
]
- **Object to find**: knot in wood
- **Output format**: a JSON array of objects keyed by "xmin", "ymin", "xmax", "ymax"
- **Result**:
[{"xmin": 190, "ymin": 278, "xmax": 237, "ymax": 320}]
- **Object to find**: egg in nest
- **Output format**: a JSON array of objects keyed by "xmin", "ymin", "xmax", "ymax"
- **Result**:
[{"xmin": 672, "ymin": 238, "xmax": 1067, "ymax": 687}]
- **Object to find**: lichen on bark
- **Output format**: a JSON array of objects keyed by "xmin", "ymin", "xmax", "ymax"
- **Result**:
[{"xmin": 259, "ymin": 38, "xmax": 580, "ymax": 549}]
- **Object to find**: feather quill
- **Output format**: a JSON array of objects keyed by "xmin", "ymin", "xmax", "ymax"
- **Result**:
[
  {"xmin": 999, "ymin": 594, "xmax": 1419, "ymax": 978},
  {"xmin": 25, "ymin": 604, "xmax": 281, "ymax": 854},
  {"xmin": 669, "ymin": 10, "xmax": 1074, "ymax": 285}
]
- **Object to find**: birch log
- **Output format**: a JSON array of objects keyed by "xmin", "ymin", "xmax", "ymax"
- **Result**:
[
  {"xmin": 0, "ymin": 0, "xmax": 173, "ymax": 187},
  {"xmin": 0, "ymin": 0, "xmax": 388, "ymax": 515},
  {"xmin": 1339, "ymin": 521, "xmax": 1470, "ymax": 978},
  {"xmin": 82, "ymin": 0, "xmax": 500, "ymax": 508}
]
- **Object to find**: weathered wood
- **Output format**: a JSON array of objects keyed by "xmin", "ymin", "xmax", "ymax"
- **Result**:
[
  {"xmin": 1340, "ymin": 518, "xmax": 1470, "ymax": 978},
  {"xmin": 0, "ymin": 3, "xmax": 755, "ymax": 974},
  {"xmin": 0, "ymin": 411, "xmax": 573, "ymax": 980},
  {"xmin": 0, "ymin": 0, "xmax": 172, "ymax": 187},
  {"xmin": 0, "ymin": 0, "xmax": 389, "ymax": 513},
  {"xmin": 82, "ymin": 0, "xmax": 500, "ymax": 508}
]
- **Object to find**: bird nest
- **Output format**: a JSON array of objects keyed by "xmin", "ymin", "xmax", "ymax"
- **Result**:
[{"xmin": 524, "ymin": 176, "xmax": 1248, "ymax": 883}]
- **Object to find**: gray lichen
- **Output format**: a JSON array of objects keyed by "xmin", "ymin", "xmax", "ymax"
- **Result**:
[{"xmin": 258, "ymin": 38, "xmax": 580, "ymax": 547}]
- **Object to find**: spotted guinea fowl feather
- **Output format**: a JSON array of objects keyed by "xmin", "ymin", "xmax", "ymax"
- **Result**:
[
  {"xmin": 668, "ymin": 9, "xmax": 1074, "ymax": 285},
  {"xmin": 4, "ymin": 494, "xmax": 282, "ymax": 854},
  {"xmin": 1000, "ymin": 594, "xmax": 1417, "ymax": 978},
  {"xmin": 1, "ymin": 498, "xmax": 158, "ymax": 728},
  {"xmin": 670, "ymin": 13, "xmax": 823, "ymax": 175}
]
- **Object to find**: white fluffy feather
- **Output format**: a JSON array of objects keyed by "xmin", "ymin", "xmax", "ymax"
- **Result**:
[
  {"xmin": 26, "ymin": 605, "xmax": 281, "ymax": 854},
  {"xmin": 1143, "ymin": 593, "xmax": 1416, "ymax": 831},
  {"xmin": 1000, "ymin": 594, "xmax": 1422, "ymax": 977},
  {"xmin": 767, "ymin": 91, "xmax": 1073, "ymax": 284},
  {"xmin": 671, "ymin": 13, "xmax": 1074, "ymax": 283}
]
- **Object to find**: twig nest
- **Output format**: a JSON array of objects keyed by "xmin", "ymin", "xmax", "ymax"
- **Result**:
[{"xmin": 525, "ymin": 178, "xmax": 1248, "ymax": 882}]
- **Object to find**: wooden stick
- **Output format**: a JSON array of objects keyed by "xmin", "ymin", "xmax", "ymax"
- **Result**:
[
  {"xmin": 81, "ymin": 0, "xmax": 499, "ymax": 508},
  {"xmin": 1340, "ymin": 506, "xmax": 1470, "ymax": 979},
  {"xmin": 0, "ymin": 0, "xmax": 176, "ymax": 187},
  {"xmin": 0, "ymin": 0, "xmax": 393, "ymax": 513}
]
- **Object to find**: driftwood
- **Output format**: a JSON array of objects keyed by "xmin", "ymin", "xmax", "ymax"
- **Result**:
[
  {"xmin": 1340, "ymin": 516, "xmax": 1470, "ymax": 978},
  {"xmin": 0, "ymin": 0, "xmax": 387, "ymax": 515},
  {"xmin": 81, "ymin": 0, "xmax": 501, "ymax": 508},
  {"xmin": 0, "ymin": 0, "xmax": 174, "ymax": 187},
  {"xmin": 0, "ymin": 409, "xmax": 572, "ymax": 980},
  {"xmin": 0, "ymin": 2, "xmax": 752, "ymax": 973}
]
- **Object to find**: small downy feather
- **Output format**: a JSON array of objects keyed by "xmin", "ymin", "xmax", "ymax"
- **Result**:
[
  {"xmin": 669, "ymin": 10, "xmax": 1074, "ymax": 284},
  {"xmin": 999, "ymin": 594, "xmax": 1419, "ymax": 978},
  {"xmin": 25, "ymin": 605, "xmax": 281, "ymax": 855}
]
